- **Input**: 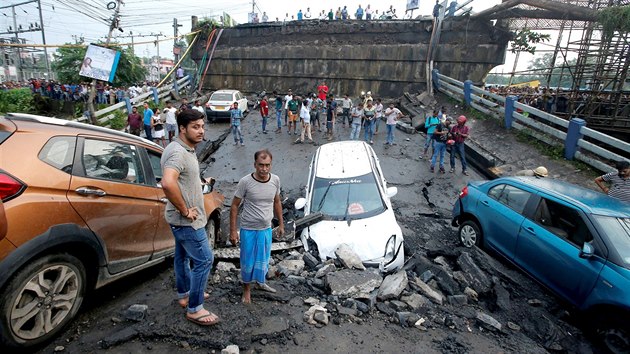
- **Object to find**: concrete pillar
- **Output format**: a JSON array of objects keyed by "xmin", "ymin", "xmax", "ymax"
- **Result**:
[
  {"xmin": 565, "ymin": 118, "xmax": 586, "ymax": 160},
  {"xmin": 151, "ymin": 87, "xmax": 159, "ymax": 104},
  {"xmin": 464, "ymin": 80, "xmax": 473, "ymax": 106},
  {"xmin": 124, "ymin": 97, "xmax": 132, "ymax": 113},
  {"xmin": 504, "ymin": 95, "xmax": 516, "ymax": 129},
  {"xmin": 432, "ymin": 69, "xmax": 440, "ymax": 91}
]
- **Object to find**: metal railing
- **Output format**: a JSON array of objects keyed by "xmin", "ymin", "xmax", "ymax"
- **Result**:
[
  {"xmin": 433, "ymin": 69, "xmax": 629, "ymax": 173},
  {"xmin": 74, "ymin": 75, "xmax": 191, "ymax": 127}
]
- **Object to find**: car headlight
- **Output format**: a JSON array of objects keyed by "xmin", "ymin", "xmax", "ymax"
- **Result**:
[{"xmin": 384, "ymin": 234, "xmax": 396, "ymax": 263}]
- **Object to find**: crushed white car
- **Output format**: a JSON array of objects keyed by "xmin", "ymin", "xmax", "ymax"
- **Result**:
[{"xmin": 294, "ymin": 141, "xmax": 404, "ymax": 272}]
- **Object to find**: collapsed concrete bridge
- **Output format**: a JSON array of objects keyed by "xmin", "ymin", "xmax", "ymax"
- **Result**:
[{"xmin": 191, "ymin": 17, "xmax": 511, "ymax": 97}]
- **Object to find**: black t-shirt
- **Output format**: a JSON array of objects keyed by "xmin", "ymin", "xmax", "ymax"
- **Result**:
[{"xmin": 432, "ymin": 123, "xmax": 449, "ymax": 141}]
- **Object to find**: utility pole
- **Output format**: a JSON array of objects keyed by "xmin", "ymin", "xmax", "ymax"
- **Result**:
[
  {"xmin": 154, "ymin": 33, "xmax": 162, "ymax": 80},
  {"xmin": 11, "ymin": 5, "xmax": 22, "ymax": 81},
  {"xmin": 172, "ymin": 18, "xmax": 182, "ymax": 63},
  {"xmin": 37, "ymin": 0, "xmax": 50, "ymax": 78},
  {"xmin": 87, "ymin": 0, "xmax": 123, "ymax": 125}
]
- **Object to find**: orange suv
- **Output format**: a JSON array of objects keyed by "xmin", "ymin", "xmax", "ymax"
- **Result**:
[{"xmin": 0, "ymin": 113, "xmax": 225, "ymax": 350}]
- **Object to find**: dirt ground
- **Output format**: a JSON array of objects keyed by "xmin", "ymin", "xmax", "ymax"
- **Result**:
[{"xmin": 38, "ymin": 97, "xmax": 607, "ymax": 354}]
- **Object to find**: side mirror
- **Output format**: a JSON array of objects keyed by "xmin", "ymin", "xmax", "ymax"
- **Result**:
[
  {"xmin": 295, "ymin": 197, "xmax": 306, "ymax": 210},
  {"xmin": 579, "ymin": 242, "xmax": 594, "ymax": 259},
  {"xmin": 386, "ymin": 186, "xmax": 398, "ymax": 198}
]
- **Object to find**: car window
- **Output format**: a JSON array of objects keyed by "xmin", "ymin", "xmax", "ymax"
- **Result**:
[
  {"xmin": 496, "ymin": 185, "xmax": 531, "ymax": 213},
  {"xmin": 593, "ymin": 216, "xmax": 630, "ymax": 267},
  {"xmin": 310, "ymin": 173, "xmax": 386, "ymax": 219},
  {"xmin": 488, "ymin": 184, "xmax": 505, "ymax": 200},
  {"xmin": 210, "ymin": 93, "xmax": 232, "ymax": 101},
  {"xmin": 38, "ymin": 136, "xmax": 76, "ymax": 174},
  {"xmin": 147, "ymin": 150, "xmax": 163, "ymax": 183},
  {"xmin": 534, "ymin": 198, "xmax": 593, "ymax": 247},
  {"xmin": 82, "ymin": 139, "xmax": 145, "ymax": 184}
]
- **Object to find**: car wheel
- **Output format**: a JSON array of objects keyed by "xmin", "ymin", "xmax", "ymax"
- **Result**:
[
  {"xmin": 601, "ymin": 325, "xmax": 629, "ymax": 354},
  {"xmin": 0, "ymin": 254, "xmax": 86, "ymax": 349},
  {"xmin": 206, "ymin": 218, "xmax": 217, "ymax": 249},
  {"xmin": 459, "ymin": 220, "xmax": 482, "ymax": 248}
]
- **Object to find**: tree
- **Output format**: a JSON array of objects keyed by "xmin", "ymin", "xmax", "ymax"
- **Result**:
[
  {"xmin": 510, "ymin": 29, "xmax": 550, "ymax": 54},
  {"xmin": 51, "ymin": 41, "xmax": 147, "ymax": 85}
]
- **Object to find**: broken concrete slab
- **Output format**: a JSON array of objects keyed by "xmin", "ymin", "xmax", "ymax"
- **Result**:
[
  {"xmin": 215, "ymin": 261, "xmax": 237, "ymax": 273},
  {"xmin": 303, "ymin": 252, "xmax": 320, "ymax": 270},
  {"xmin": 315, "ymin": 263, "xmax": 336, "ymax": 278},
  {"xmin": 397, "ymin": 312, "xmax": 421, "ymax": 328},
  {"xmin": 401, "ymin": 293, "xmax": 429, "ymax": 310},
  {"xmin": 326, "ymin": 269, "xmax": 383, "ymax": 298},
  {"xmin": 335, "ymin": 244, "xmax": 366, "ymax": 270},
  {"xmin": 411, "ymin": 277, "xmax": 444, "ymax": 305},
  {"xmin": 304, "ymin": 297, "xmax": 320, "ymax": 306},
  {"xmin": 276, "ymin": 259, "xmax": 305, "ymax": 277},
  {"xmin": 214, "ymin": 240, "xmax": 302, "ymax": 259},
  {"xmin": 377, "ymin": 271, "xmax": 408, "ymax": 301},
  {"xmin": 476, "ymin": 312, "xmax": 502, "ymax": 332},
  {"xmin": 251, "ymin": 316, "xmax": 290, "ymax": 336},
  {"xmin": 376, "ymin": 302, "xmax": 396, "ymax": 316},
  {"xmin": 456, "ymin": 252, "xmax": 492, "ymax": 294},
  {"xmin": 303, "ymin": 305, "xmax": 329, "ymax": 326},
  {"xmin": 493, "ymin": 282, "xmax": 511, "ymax": 311},
  {"xmin": 447, "ymin": 295, "xmax": 468, "ymax": 306},
  {"xmin": 221, "ymin": 344, "xmax": 240, "ymax": 354},
  {"xmin": 396, "ymin": 121, "xmax": 416, "ymax": 134},
  {"xmin": 336, "ymin": 304, "xmax": 359, "ymax": 317},
  {"xmin": 124, "ymin": 304, "xmax": 148, "ymax": 322},
  {"xmin": 464, "ymin": 287, "xmax": 478, "ymax": 302},
  {"xmin": 100, "ymin": 327, "xmax": 138, "ymax": 349}
]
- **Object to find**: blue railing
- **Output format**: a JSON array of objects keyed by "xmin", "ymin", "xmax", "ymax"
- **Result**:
[{"xmin": 433, "ymin": 69, "xmax": 630, "ymax": 173}]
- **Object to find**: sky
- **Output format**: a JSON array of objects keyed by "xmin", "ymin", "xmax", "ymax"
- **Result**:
[{"xmin": 0, "ymin": 0, "xmax": 575, "ymax": 75}]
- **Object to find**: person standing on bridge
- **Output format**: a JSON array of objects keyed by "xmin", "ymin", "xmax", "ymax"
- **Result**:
[
  {"xmin": 595, "ymin": 161, "xmax": 630, "ymax": 203},
  {"xmin": 449, "ymin": 115, "xmax": 469, "ymax": 175},
  {"xmin": 142, "ymin": 102, "xmax": 154, "ymax": 141},
  {"xmin": 356, "ymin": 5, "xmax": 364, "ymax": 19},
  {"xmin": 273, "ymin": 91, "xmax": 283, "ymax": 133},
  {"xmin": 421, "ymin": 110, "xmax": 440, "ymax": 159},
  {"xmin": 260, "ymin": 94, "xmax": 269, "ymax": 134},
  {"xmin": 230, "ymin": 102, "xmax": 245, "ymax": 146},
  {"xmin": 230, "ymin": 149, "xmax": 285, "ymax": 304}
]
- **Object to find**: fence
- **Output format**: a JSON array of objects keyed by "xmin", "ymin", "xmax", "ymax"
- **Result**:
[
  {"xmin": 433, "ymin": 69, "xmax": 630, "ymax": 173},
  {"xmin": 74, "ymin": 75, "xmax": 191, "ymax": 127}
]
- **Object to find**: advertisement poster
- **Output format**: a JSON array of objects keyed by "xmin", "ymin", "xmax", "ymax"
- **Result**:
[
  {"xmin": 79, "ymin": 44, "xmax": 121, "ymax": 82},
  {"xmin": 406, "ymin": 0, "xmax": 419, "ymax": 11}
]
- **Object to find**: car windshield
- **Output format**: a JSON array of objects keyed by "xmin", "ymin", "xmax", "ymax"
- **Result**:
[
  {"xmin": 593, "ymin": 215, "xmax": 630, "ymax": 267},
  {"xmin": 210, "ymin": 93, "xmax": 233, "ymax": 101},
  {"xmin": 310, "ymin": 173, "xmax": 386, "ymax": 220}
]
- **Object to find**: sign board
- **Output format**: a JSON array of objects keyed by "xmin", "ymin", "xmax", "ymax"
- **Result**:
[
  {"xmin": 79, "ymin": 44, "xmax": 121, "ymax": 82},
  {"xmin": 406, "ymin": 0, "xmax": 419, "ymax": 11}
]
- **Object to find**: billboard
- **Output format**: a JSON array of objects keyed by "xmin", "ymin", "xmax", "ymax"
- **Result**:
[
  {"xmin": 406, "ymin": 0, "xmax": 419, "ymax": 11},
  {"xmin": 79, "ymin": 44, "xmax": 121, "ymax": 82}
]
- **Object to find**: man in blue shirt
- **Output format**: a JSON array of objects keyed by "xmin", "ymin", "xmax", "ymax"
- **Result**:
[
  {"xmin": 297, "ymin": 9, "xmax": 303, "ymax": 20},
  {"xmin": 143, "ymin": 102, "xmax": 154, "ymax": 140},
  {"xmin": 422, "ymin": 110, "xmax": 440, "ymax": 159},
  {"xmin": 273, "ymin": 90, "xmax": 283, "ymax": 133},
  {"xmin": 230, "ymin": 102, "xmax": 244, "ymax": 146}
]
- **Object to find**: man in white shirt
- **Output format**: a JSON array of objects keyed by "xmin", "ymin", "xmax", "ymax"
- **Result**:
[
  {"xmin": 304, "ymin": 8, "xmax": 312, "ymax": 19},
  {"xmin": 283, "ymin": 89, "xmax": 293, "ymax": 126},
  {"xmin": 192, "ymin": 99, "xmax": 207, "ymax": 120},
  {"xmin": 163, "ymin": 101, "xmax": 178, "ymax": 143}
]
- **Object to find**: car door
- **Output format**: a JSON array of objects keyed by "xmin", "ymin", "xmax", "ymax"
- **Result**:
[
  {"xmin": 145, "ymin": 147, "xmax": 175, "ymax": 256},
  {"xmin": 477, "ymin": 183, "xmax": 532, "ymax": 260},
  {"xmin": 67, "ymin": 136, "xmax": 160, "ymax": 274},
  {"xmin": 515, "ymin": 196, "xmax": 605, "ymax": 305},
  {"xmin": 237, "ymin": 92, "xmax": 248, "ymax": 112}
]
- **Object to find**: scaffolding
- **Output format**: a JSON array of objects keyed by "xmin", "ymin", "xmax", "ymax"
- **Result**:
[{"xmin": 479, "ymin": 0, "xmax": 630, "ymax": 135}]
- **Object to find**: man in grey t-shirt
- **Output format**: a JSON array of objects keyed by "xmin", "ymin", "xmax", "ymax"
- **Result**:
[
  {"xmin": 230, "ymin": 149, "xmax": 285, "ymax": 304},
  {"xmin": 161, "ymin": 109, "xmax": 218, "ymax": 326}
]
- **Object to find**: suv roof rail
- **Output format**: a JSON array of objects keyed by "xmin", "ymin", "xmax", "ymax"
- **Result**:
[{"xmin": 4, "ymin": 113, "xmax": 160, "ymax": 148}]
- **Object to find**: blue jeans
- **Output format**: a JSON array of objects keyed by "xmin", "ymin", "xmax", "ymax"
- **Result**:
[
  {"xmin": 450, "ymin": 142, "xmax": 467, "ymax": 172},
  {"xmin": 262, "ymin": 116, "xmax": 268, "ymax": 132},
  {"xmin": 364, "ymin": 119, "xmax": 374, "ymax": 142},
  {"xmin": 350, "ymin": 123, "xmax": 361, "ymax": 140},
  {"xmin": 232, "ymin": 125, "xmax": 243, "ymax": 143},
  {"xmin": 276, "ymin": 109, "xmax": 282, "ymax": 128},
  {"xmin": 423, "ymin": 133, "xmax": 434, "ymax": 154},
  {"xmin": 386, "ymin": 124, "xmax": 395, "ymax": 144},
  {"xmin": 144, "ymin": 124, "xmax": 153, "ymax": 140},
  {"xmin": 170, "ymin": 225, "xmax": 214, "ymax": 313},
  {"xmin": 431, "ymin": 141, "xmax": 447, "ymax": 169},
  {"xmin": 342, "ymin": 108, "xmax": 350, "ymax": 124},
  {"xmin": 374, "ymin": 116, "xmax": 381, "ymax": 132}
]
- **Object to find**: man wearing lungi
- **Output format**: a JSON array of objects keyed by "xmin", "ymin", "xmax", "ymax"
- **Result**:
[{"xmin": 230, "ymin": 149, "xmax": 285, "ymax": 304}]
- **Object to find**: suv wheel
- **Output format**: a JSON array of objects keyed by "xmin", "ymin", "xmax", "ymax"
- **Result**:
[
  {"xmin": 206, "ymin": 218, "xmax": 217, "ymax": 249},
  {"xmin": 601, "ymin": 325, "xmax": 629, "ymax": 354},
  {"xmin": 0, "ymin": 253, "xmax": 86, "ymax": 349},
  {"xmin": 459, "ymin": 220, "xmax": 482, "ymax": 248}
]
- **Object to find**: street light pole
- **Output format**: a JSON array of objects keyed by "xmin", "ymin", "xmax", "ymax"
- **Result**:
[{"xmin": 86, "ymin": 0, "xmax": 123, "ymax": 125}]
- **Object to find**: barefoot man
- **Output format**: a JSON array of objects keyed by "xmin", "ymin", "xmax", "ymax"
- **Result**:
[
  {"xmin": 230, "ymin": 149, "xmax": 285, "ymax": 303},
  {"xmin": 161, "ymin": 109, "xmax": 219, "ymax": 326}
]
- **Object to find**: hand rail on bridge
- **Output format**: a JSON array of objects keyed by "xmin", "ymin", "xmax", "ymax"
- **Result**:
[
  {"xmin": 433, "ymin": 69, "xmax": 629, "ymax": 173},
  {"xmin": 73, "ymin": 75, "xmax": 192, "ymax": 127}
]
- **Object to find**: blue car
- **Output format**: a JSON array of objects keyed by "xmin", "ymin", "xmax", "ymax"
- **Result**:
[{"xmin": 451, "ymin": 177, "xmax": 630, "ymax": 353}]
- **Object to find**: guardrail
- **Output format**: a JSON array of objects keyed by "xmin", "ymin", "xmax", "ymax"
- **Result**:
[
  {"xmin": 432, "ymin": 69, "xmax": 629, "ymax": 173},
  {"xmin": 74, "ymin": 75, "xmax": 191, "ymax": 127}
]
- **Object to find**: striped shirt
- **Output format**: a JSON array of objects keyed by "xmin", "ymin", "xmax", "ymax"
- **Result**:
[{"xmin": 602, "ymin": 172, "xmax": 630, "ymax": 202}]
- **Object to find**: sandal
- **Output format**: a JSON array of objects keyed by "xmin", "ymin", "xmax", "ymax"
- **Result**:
[{"xmin": 186, "ymin": 311, "xmax": 220, "ymax": 326}]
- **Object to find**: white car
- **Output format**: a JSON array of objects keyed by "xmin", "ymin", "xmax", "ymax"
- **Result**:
[
  {"xmin": 205, "ymin": 89, "xmax": 248, "ymax": 121},
  {"xmin": 294, "ymin": 141, "xmax": 404, "ymax": 272}
]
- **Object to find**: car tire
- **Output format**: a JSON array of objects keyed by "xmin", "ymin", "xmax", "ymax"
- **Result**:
[
  {"xmin": 600, "ymin": 323, "xmax": 629, "ymax": 354},
  {"xmin": 458, "ymin": 220, "xmax": 482, "ymax": 248},
  {"xmin": 206, "ymin": 217, "xmax": 218, "ymax": 249},
  {"xmin": 0, "ymin": 253, "xmax": 86, "ymax": 349}
]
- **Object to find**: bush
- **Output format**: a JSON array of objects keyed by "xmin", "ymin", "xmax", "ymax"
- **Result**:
[{"xmin": 0, "ymin": 89, "xmax": 35, "ymax": 114}]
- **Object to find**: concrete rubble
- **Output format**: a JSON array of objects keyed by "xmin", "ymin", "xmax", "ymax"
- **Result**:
[{"xmin": 334, "ymin": 244, "xmax": 366, "ymax": 270}]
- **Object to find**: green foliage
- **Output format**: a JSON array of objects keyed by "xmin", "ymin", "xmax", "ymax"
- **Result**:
[
  {"xmin": 107, "ymin": 110, "xmax": 127, "ymax": 130},
  {"xmin": 52, "ymin": 42, "xmax": 147, "ymax": 86},
  {"xmin": 0, "ymin": 88, "xmax": 35, "ymax": 114},
  {"xmin": 486, "ymin": 53, "xmax": 577, "ymax": 88},
  {"xmin": 510, "ymin": 29, "xmax": 551, "ymax": 54},
  {"xmin": 598, "ymin": 5, "xmax": 630, "ymax": 38}
]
